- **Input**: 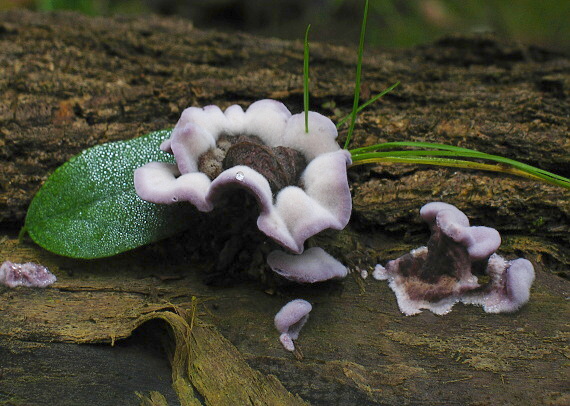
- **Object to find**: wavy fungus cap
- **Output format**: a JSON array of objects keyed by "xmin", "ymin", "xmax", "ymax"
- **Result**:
[{"xmin": 134, "ymin": 100, "xmax": 352, "ymax": 254}]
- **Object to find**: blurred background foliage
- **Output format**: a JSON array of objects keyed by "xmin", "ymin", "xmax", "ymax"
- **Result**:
[{"xmin": 1, "ymin": 0, "xmax": 568, "ymax": 53}]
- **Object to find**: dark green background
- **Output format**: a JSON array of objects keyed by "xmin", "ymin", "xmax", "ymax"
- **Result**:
[{"xmin": 1, "ymin": 0, "xmax": 568, "ymax": 53}]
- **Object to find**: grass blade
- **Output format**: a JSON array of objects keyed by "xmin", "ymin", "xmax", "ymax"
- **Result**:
[
  {"xmin": 350, "ymin": 146, "xmax": 570, "ymax": 189},
  {"xmin": 343, "ymin": 0, "xmax": 369, "ymax": 149},
  {"xmin": 336, "ymin": 81, "xmax": 400, "ymax": 128},
  {"xmin": 350, "ymin": 141, "xmax": 570, "ymax": 181},
  {"xmin": 304, "ymin": 24, "xmax": 311, "ymax": 133}
]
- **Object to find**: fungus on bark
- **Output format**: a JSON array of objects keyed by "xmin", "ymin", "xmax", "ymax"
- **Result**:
[{"xmin": 374, "ymin": 202, "xmax": 535, "ymax": 315}]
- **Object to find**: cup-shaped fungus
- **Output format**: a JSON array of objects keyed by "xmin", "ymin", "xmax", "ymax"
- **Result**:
[
  {"xmin": 134, "ymin": 99, "xmax": 352, "ymax": 257},
  {"xmin": 0, "ymin": 261, "xmax": 57, "ymax": 288},
  {"xmin": 374, "ymin": 202, "xmax": 535, "ymax": 315}
]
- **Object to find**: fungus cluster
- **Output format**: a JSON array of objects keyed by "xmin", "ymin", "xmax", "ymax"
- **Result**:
[
  {"xmin": 135, "ymin": 101, "xmax": 536, "ymax": 351},
  {"xmin": 374, "ymin": 202, "xmax": 535, "ymax": 315},
  {"xmin": 135, "ymin": 100, "xmax": 352, "ymax": 351}
]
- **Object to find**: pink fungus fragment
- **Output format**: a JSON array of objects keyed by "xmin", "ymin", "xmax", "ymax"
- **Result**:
[
  {"xmin": 274, "ymin": 299, "xmax": 312, "ymax": 352},
  {"xmin": 374, "ymin": 202, "xmax": 534, "ymax": 315},
  {"xmin": 0, "ymin": 261, "xmax": 57, "ymax": 288}
]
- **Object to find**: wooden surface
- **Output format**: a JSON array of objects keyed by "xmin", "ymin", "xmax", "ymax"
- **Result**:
[{"xmin": 0, "ymin": 9, "xmax": 569, "ymax": 406}]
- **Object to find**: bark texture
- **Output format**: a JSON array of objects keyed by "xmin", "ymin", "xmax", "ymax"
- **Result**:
[{"xmin": 0, "ymin": 9, "xmax": 569, "ymax": 406}]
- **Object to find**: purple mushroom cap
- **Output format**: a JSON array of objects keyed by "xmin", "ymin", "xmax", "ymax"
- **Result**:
[
  {"xmin": 274, "ymin": 299, "xmax": 312, "ymax": 352},
  {"xmin": 420, "ymin": 201, "xmax": 469, "ymax": 227},
  {"xmin": 135, "ymin": 100, "xmax": 355, "ymax": 350}
]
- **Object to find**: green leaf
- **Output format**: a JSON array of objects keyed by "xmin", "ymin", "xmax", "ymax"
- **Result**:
[{"xmin": 23, "ymin": 130, "xmax": 196, "ymax": 259}]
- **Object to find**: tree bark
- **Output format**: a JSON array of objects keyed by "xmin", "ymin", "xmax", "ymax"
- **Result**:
[{"xmin": 0, "ymin": 9, "xmax": 568, "ymax": 406}]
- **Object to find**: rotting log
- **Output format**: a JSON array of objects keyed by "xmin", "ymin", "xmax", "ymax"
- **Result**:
[{"xmin": 0, "ymin": 9, "xmax": 569, "ymax": 406}]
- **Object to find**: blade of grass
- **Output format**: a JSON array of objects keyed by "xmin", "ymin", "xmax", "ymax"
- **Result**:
[
  {"xmin": 349, "ymin": 141, "xmax": 480, "ymax": 154},
  {"xmin": 343, "ymin": 0, "xmax": 369, "ymax": 150},
  {"xmin": 336, "ymin": 81, "xmax": 400, "ymax": 128},
  {"xmin": 350, "ymin": 141, "xmax": 570, "ymax": 182},
  {"xmin": 350, "ymin": 155, "xmax": 548, "ymax": 183},
  {"xmin": 350, "ymin": 151, "xmax": 570, "ymax": 189},
  {"xmin": 304, "ymin": 24, "xmax": 311, "ymax": 133}
]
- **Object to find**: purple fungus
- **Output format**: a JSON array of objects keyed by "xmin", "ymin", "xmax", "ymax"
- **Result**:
[
  {"xmin": 274, "ymin": 299, "xmax": 312, "ymax": 352},
  {"xmin": 374, "ymin": 202, "xmax": 534, "ymax": 315},
  {"xmin": 267, "ymin": 247, "xmax": 348, "ymax": 283},
  {"xmin": 0, "ymin": 261, "xmax": 57, "ymax": 288},
  {"xmin": 135, "ymin": 100, "xmax": 352, "ymax": 255}
]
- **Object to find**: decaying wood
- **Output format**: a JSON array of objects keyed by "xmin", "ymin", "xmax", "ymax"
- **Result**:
[{"xmin": 0, "ymin": 9, "xmax": 569, "ymax": 406}]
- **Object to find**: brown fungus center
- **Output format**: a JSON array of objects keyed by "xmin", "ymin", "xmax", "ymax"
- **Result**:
[{"xmin": 198, "ymin": 135, "xmax": 307, "ymax": 193}]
